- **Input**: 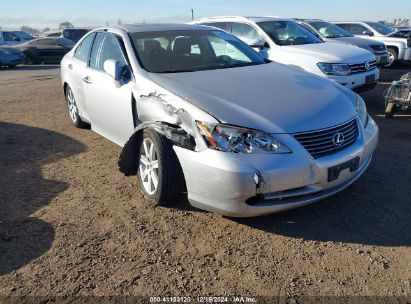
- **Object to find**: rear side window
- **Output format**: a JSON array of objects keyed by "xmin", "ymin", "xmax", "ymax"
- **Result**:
[
  {"xmin": 231, "ymin": 23, "xmax": 263, "ymax": 45},
  {"xmin": 349, "ymin": 24, "xmax": 368, "ymax": 35},
  {"xmin": 89, "ymin": 33, "xmax": 127, "ymax": 71},
  {"xmin": 74, "ymin": 33, "xmax": 96, "ymax": 62},
  {"xmin": 204, "ymin": 22, "xmax": 232, "ymax": 32},
  {"xmin": 336, "ymin": 24, "xmax": 350, "ymax": 32}
]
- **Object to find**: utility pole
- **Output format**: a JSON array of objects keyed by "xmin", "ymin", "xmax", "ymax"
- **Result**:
[{"xmin": 191, "ymin": 9, "xmax": 194, "ymax": 21}]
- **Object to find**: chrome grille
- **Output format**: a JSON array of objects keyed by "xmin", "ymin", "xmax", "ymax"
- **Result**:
[
  {"xmin": 294, "ymin": 119, "xmax": 359, "ymax": 159},
  {"xmin": 370, "ymin": 45, "xmax": 386, "ymax": 52},
  {"xmin": 349, "ymin": 61, "xmax": 377, "ymax": 74}
]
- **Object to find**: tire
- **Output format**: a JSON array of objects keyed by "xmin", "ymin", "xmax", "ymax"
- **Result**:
[
  {"xmin": 65, "ymin": 85, "xmax": 89, "ymax": 128},
  {"xmin": 24, "ymin": 53, "xmax": 35, "ymax": 65},
  {"xmin": 386, "ymin": 48, "xmax": 398, "ymax": 68},
  {"xmin": 137, "ymin": 129, "xmax": 184, "ymax": 206}
]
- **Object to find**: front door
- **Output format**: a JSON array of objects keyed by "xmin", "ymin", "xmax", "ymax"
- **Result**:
[{"xmin": 83, "ymin": 32, "xmax": 135, "ymax": 146}]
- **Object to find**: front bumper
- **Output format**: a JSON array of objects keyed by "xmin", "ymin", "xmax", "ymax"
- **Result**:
[
  {"xmin": 174, "ymin": 117, "xmax": 379, "ymax": 217},
  {"xmin": 326, "ymin": 68, "xmax": 379, "ymax": 91},
  {"xmin": 0, "ymin": 54, "xmax": 25, "ymax": 66}
]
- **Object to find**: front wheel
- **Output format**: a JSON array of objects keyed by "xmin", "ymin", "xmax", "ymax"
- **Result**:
[
  {"xmin": 65, "ymin": 85, "xmax": 88, "ymax": 128},
  {"xmin": 137, "ymin": 129, "xmax": 184, "ymax": 206},
  {"xmin": 385, "ymin": 48, "xmax": 398, "ymax": 68}
]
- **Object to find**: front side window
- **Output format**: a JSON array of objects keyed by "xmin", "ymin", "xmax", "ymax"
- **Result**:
[
  {"xmin": 89, "ymin": 33, "xmax": 127, "ymax": 71},
  {"xmin": 258, "ymin": 21, "xmax": 323, "ymax": 46},
  {"xmin": 231, "ymin": 23, "xmax": 263, "ymax": 45},
  {"xmin": 366, "ymin": 22, "xmax": 395, "ymax": 35},
  {"xmin": 130, "ymin": 30, "xmax": 266, "ymax": 73},
  {"xmin": 74, "ymin": 33, "xmax": 96, "ymax": 62},
  {"xmin": 309, "ymin": 21, "xmax": 352, "ymax": 38},
  {"xmin": 3, "ymin": 32, "xmax": 19, "ymax": 42}
]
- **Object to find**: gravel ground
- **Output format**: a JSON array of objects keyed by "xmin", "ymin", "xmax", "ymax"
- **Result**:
[{"xmin": 0, "ymin": 64, "xmax": 410, "ymax": 300}]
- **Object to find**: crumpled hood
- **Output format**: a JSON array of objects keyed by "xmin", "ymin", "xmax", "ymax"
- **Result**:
[
  {"xmin": 284, "ymin": 42, "xmax": 376, "ymax": 63},
  {"xmin": 148, "ymin": 63, "xmax": 357, "ymax": 134}
]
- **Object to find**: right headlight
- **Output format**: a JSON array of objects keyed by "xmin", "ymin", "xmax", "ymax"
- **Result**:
[
  {"xmin": 317, "ymin": 63, "xmax": 351, "ymax": 76},
  {"xmin": 196, "ymin": 122, "xmax": 292, "ymax": 154},
  {"xmin": 356, "ymin": 94, "xmax": 368, "ymax": 127}
]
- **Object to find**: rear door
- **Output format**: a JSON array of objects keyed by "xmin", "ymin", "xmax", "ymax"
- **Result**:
[{"xmin": 65, "ymin": 33, "xmax": 96, "ymax": 122}]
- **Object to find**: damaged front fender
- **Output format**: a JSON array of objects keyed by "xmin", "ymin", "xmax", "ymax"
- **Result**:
[{"xmin": 118, "ymin": 91, "xmax": 212, "ymax": 176}]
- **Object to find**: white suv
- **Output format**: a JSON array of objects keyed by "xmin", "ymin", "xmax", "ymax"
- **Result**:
[{"xmin": 192, "ymin": 17, "xmax": 380, "ymax": 91}]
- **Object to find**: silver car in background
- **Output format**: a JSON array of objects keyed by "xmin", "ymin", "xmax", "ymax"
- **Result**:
[
  {"xmin": 296, "ymin": 19, "xmax": 391, "ymax": 67},
  {"xmin": 60, "ymin": 24, "xmax": 378, "ymax": 217}
]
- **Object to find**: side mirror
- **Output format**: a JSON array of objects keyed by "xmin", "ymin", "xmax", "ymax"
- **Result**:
[
  {"xmin": 363, "ymin": 30, "xmax": 374, "ymax": 36},
  {"xmin": 103, "ymin": 59, "xmax": 122, "ymax": 81},
  {"xmin": 249, "ymin": 40, "xmax": 270, "ymax": 51}
]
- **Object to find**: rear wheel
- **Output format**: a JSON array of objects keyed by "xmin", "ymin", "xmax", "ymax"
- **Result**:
[
  {"xmin": 65, "ymin": 85, "xmax": 88, "ymax": 128},
  {"xmin": 137, "ymin": 129, "xmax": 184, "ymax": 206}
]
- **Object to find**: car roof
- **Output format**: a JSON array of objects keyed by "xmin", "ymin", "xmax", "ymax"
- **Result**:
[
  {"xmin": 113, "ymin": 23, "xmax": 213, "ymax": 33},
  {"xmin": 193, "ymin": 16, "xmax": 288, "ymax": 23},
  {"xmin": 297, "ymin": 19, "xmax": 325, "ymax": 23}
]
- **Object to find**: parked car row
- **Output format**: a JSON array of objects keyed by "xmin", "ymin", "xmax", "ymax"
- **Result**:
[
  {"xmin": 43, "ymin": 28, "xmax": 93, "ymax": 43},
  {"xmin": 61, "ymin": 23, "xmax": 379, "ymax": 217},
  {"xmin": 191, "ymin": 17, "xmax": 380, "ymax": 91}
]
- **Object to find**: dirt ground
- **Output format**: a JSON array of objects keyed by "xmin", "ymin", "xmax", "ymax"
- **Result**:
[{"xmin": 0, "ymin": 64, "xmax": 410, "ymax": 301}]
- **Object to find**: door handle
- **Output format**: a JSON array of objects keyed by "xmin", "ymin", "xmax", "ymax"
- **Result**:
[
  {"xmin": 67, "ymin": 63, "xmax": 73, "ymax": 70},
  {"xmin": 82, "ymin": 76, "xmax": 93, "ymax": 84}
]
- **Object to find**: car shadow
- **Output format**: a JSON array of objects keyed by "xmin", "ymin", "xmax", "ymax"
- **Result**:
[
  {"xmin": 0, "ymin": 122, "xmax": 86, "ymax": 275},
  {"xmin": 15, "ymin": 65, "xmax": 60, "ymax": 71}
]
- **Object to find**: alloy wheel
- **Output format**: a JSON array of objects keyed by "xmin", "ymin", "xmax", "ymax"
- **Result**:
[
  {"xmin": 67, "ymin": 88, "xmax": 78, "ymax": 123},
  {"xmin": 139, "ymin": 138, "xmax": 159, "ymax": 195}
]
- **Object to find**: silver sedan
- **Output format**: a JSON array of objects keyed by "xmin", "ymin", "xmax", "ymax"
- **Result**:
[{"xmin": 61, "ymin": 24, "xmax": 378, "ymax": 217}]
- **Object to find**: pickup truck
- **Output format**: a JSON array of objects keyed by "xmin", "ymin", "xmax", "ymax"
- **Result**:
[{"xmin": 333, "ymin": 21, "xmax": 411, "ymax": 65}]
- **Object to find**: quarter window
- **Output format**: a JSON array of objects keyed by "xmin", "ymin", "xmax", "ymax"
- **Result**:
[
  {"xmin": 89, "ymin": 33, "xmax": 127, "ymax": 71},
  {"xmin": 74, "ymin": 33, "xmax": 96, "ymax": 62}
]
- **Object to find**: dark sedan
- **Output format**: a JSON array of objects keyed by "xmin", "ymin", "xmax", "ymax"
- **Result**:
[{"xmin": 15, "ymin": 37, "xmax": 75, "ymax": 64}]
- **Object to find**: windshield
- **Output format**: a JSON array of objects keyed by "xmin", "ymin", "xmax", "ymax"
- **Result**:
[
  {"xmin": 309, "ymin": 21, "xmax": 353, "ymax": 38},
  {"xmin": 257, "ymin": 21, "xmax": 323, "ymax": 46},
  {"xmin": 130, "ymin": 30, "xmax": 267, "ymax": 73},
  {"xmin": 366, "ymin": 22, "xmax": 395, "ymax": 35}
]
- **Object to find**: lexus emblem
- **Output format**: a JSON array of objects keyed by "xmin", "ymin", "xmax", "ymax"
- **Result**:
[
  {"xmin": 332, "ymin": 132, "xmax": 345, "ymax": 146},
  {"xmin": 365, "ymin": 62, "xmax": 370, "ymax": 71}
]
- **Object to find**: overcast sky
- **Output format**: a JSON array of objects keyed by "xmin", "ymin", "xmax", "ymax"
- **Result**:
[{"xmin": 1, "ymin": 0, "xmax": 410, "ymax": 30}]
